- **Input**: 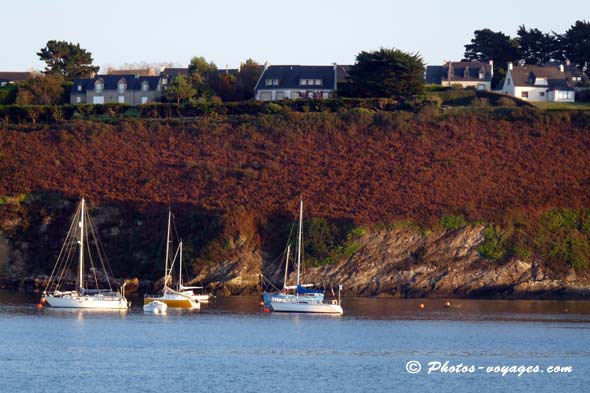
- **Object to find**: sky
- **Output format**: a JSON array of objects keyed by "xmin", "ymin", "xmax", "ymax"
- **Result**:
[{"xmin": 3, "ymin": 0, "xmax": 589, "ymax": 72}]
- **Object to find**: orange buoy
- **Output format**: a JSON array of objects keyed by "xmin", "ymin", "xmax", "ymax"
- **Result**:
[
  {"xmin": 41, "ymin": 297, "xmax": 46, "ymax": 304},
  {"xmin": 419, "ymin": 303, "xmax": 425, "ymax": 309},
  {"xmin": 259, "ymin": 301, "xmax": 265, "ymax": 307},
  {"xmin": 444, "ymin": 301, "xmax": 451, "ymax": 308},
  {"xmin": 37, "ymin": 303, "xmax": 43, "ymax": 309}
]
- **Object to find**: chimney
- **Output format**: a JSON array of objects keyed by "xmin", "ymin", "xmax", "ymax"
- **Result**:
[
  {"xmin": 489, "ymin": 60, "xmax": 494, "ymax": 78},
  {"xmin": 333, "ymin": 63, "xmax": 338, "ymax": 90},
  {"xmin": 559, "ymin": 64, "xmax": 564, "ymax": 72},
  {"xmin": 566, "ymin": 59, "xmax": 571, "ymax": 66},
  {"xmin": 264, "ymin": 61, "xmax": 270, "ymax": 71},
  {"xmin": 507, "ymin": 62, "xmax": 513, "ymax": 71}
]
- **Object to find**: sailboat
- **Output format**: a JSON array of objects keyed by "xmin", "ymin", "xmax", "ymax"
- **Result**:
[
  {"xmin": 177, "ymin": 243, "xmax": 213, "ymax": 303},
  {"xmin": 263, "ymin": 200, "xmax": 343, "ymax": 314},
  {"xmin": 144, "ymin": 210, "xmax": 200, "ymax": 309},
  {"xmin": 43, "ymin": 198, "xmax": 129, "ymax": 309}
]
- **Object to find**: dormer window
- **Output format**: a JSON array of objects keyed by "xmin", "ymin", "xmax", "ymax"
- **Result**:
[
  {"xmin": 118, "ymin": 80, "xmax": 127, "ymax": 93},
  {"xmin": 141, "ymin": 81, "xmax": 149, "ymax": 92},
  {"xmin": 463, "ymin": 66, "xmax": 470, "ymax": 79},
  {"xmin": 265, "ymin": 79, "xmax": 279, "ymax": 86},
  {"xmin": 299, "ymin": 79, "xmax": 322, "ymax": 86},
  {"xmin": 479, "ymin": 68, "xmax": 485, "ymax": 79},
  {"xmin": 535, "ymin": 77, "xmax": 547, "ymax": 86},
  {"xmin": 95, "ymin": 80, "xmax": 104, "ymax": 94}
]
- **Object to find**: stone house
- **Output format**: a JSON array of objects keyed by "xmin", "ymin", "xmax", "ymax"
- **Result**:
[{"xmin": 70, "ymin": 74, "xmax": 162, "ymax": 105}]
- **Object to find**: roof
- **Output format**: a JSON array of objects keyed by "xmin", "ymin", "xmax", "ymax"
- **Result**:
[
  {"xmin": 71, "ymin": 74, "xmax": 161, "ymax": 94},
  {"xmin": 107, "ymin": 68, "xmax": 156, "ymax": 76},
  {"xmin": 0, "ymin": 72, "xmax": 32, "ymax": 83},
  {"xmin": 442, "ymin": 61, "xmax": 492, "ymax": 83},
  {"xmin": 161, "ymin": 68, "xmax": 189, "ymax": 77},
  {"xmin": 255, "ymin": 65, "xmax": 337, "ymax": 90},
  {"xmin": 509, "ymin": 64, "xmax": 576, "ymax": 91},
  {"xmin": 425, "ymin": 65, "xmax": 443, "ymax": 84}
]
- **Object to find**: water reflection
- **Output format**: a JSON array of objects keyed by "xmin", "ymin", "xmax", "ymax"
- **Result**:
[{"xmin": 2, "ymin": 290, "xmax": 590, "ymax": 323}]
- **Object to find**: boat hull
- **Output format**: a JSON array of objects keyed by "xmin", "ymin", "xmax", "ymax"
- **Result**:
[
  {"xmin": 270, "ymin": 302, "xmax": 343, "ymax": 314},
  {"xmin": 144, "ymin": 296, "xmax": 199, "ymax": 309},
  {"xmin": 143, "ymin": 300, "xmax": 168, "ymax": 314},
  {"xmin": 45, "ymin": 294, "xmax": 128, "ymax": 310}
]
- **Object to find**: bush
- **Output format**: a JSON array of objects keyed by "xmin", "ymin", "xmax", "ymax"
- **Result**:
[
  {"xmin": 478, "ymin": 226, "xmax": 506, "ymax": 260},
  {"xmin": 439, "ymin": 214, "xmax": 469, "ymax": 230}
]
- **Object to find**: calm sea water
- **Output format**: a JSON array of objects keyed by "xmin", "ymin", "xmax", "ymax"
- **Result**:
[{"xmin": 1, "ymin": 292, "xmax": 590, "ymax": 393}]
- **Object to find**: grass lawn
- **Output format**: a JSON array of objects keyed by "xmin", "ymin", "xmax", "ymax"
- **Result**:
[{"xmin": 531, "ymin": 101, "xmax": 590, "ymax": 110}]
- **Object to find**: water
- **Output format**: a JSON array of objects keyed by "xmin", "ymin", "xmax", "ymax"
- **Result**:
[{"xmin": 1, "ymin": 292, "xmax": 590, "ymax": 393}]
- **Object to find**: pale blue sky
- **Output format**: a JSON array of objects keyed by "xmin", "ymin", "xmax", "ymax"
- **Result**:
[{"xmin": 3, "ymin": 0, "xmax": 588, "ymax": 71}]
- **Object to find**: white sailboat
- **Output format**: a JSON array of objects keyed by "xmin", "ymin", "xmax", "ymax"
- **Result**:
[
  {"xmin": 144, "ymin": 210, "xmax": 200, "ymax": 309},
  {"xmin": 43, "ymin": 198, "xmax": 129, "ymax": 310},
  {"xmin": 264, "ymin": 200, "xmax": 343, "ymax": 315},
  {"xmin": 177, "ymin": 241, "xmax": 212, "ymax": 303}
]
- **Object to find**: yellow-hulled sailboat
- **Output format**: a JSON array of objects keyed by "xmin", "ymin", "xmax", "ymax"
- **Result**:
[{"xmin": 144, "ymin": 210, "xmax": 199, "ymax": 310}]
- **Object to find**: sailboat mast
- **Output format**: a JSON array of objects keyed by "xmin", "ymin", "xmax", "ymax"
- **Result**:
[
  {"xmin": 283, "ymin": 244, "xmax": 290, "ymax": 290},
  {"xmin": 179, "ymin": 240, "xmax": 183, "ymax": 289},
  {"xmin": 296, "ymin": 199, "xmax": 303, "ymax": 287},
  {"xmin": 164, "ymin": 209, "xmax": 171, "ymax": 292},
  {"xmin": 78, "ymin": 198, "xmax": 85, "ymax": 292}
]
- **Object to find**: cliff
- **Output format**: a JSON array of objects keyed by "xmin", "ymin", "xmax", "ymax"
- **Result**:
[{"xmin": 0, "ymin": 109, "xmax": 589, "ymax": 297}]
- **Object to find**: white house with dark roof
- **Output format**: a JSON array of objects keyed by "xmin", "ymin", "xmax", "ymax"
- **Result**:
[
  {"xmin": 425, "ymin": 60, "xmax": 493, "ymax": 90},
  {"xmin": 255, "ymin": 64, "xmax": 344, "ymax": 101},
  {"xmin": 500, "ymin": 62, "xmax": 579, "ymax": 102}
]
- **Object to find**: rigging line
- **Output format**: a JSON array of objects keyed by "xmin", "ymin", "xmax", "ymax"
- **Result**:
[
  {"xmin": 44, "ymin": 201, "xmax": 80, "ymax": 293},
  {"xmin": 54, "ymin": 207, "xmax": 81, "ymax": 291},
  {"xmin": 87, "ymin": 209, "xmax": 113, "ymax": 290}
]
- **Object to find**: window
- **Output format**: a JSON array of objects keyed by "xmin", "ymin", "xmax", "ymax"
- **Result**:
[
  {"xmin": 535, "ymin": 77, "xmax": 547, "ymax": 85},
  {"xmin": 540, "ymin": 92, "xmax": 545, "ymax": 97},
  {"xmin": 477, "ymin": 84, "xmax": 485, "ymax": 91},
  {"xmin": 276, "ymin": 91, "xmax": 285, "ymax": 100},
  {"xmin": 162, "ymin": 78, "xmax": 168, "ymax": 85},
  {"xmin": 141, "ymin": 96, "xmax": 148, "ymax": 104},
  {"xmin": 479, "ymin": 71, "xmax": 485, "ymax": 79},
  {"xmin": 572, "ymin": 76, "xmax": 581, "ymax": 82},
  {"xmin": 118, "ymin": 80, "xmax": 126, "ymax": 93},
  {"xmin": 300, "ymin": 79, "xmax": 307, "ymax": 86},
  {"xmin": 76, "ymin": 96, "xmax": 81, "ymax": 103},
  {"xmin": 95, "ymin": 80, "xmax": 104, "ymax": 94},
  {"xmin": 265, "ymin": 79, "xmax": 279, "ymax": 86},
  {"xmin": 506, "ymin": 78, "xmax": 511, "ymax": 86},
  {"xmin": 521, "ymin": 91, "xmax": 528, "ymax": 98},
  {"xmin": 290, "ymin": 91, "xmax": 300, "ymax": 99},
  {"xmin": 118, "ymin": 96, "xmax": 125, "ymax": 103},
  {"xmin": 141, "ymin": 81, "xmax": 149, "ymax": 92},
  {"xmin": 259, "ymin": 92, "xmax": 272, "ymax": 101},
  {"xmin": 315, "ymin": 79, "xmax": 322, "ymax": 86},
  {"xmin": 77, "ymin": 85, "xmax": 82, "ymax": 91}
]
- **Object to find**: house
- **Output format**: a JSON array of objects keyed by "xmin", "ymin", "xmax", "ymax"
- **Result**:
[
  {"xmin": 70, "ymin": 74, "xmax": 162, "ymax": 105},
  {"xmin": 425, "ymin": 60, "xmax": 493, "ymax": 90},
  {"xmin": 254, "ymin": 64, "xmax": 341, "ymax": 101},
  {"xmin": 0, "ymin": 71, "xmax": 32, "ymax": 87},
  {"xmin": 500, "ymin": 62, "xmax": 578, "ymax": 102}
]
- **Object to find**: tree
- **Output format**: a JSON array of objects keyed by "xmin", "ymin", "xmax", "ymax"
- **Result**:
[
  {"xmin": 165, "ymin": 74, "xmax": 196, "ymax": 104},
  {"xmin": 188, "ymin": 56, "xmax": 218, "ymax": 98},
  {"xmin": 562, "ymin": 20, "xmax": 590, "ymax": 76},
  {"xmin": 464, "ymin": 29, "xmax": 519, "ymax": 87},
  {"xmin": 37, "ymin": 40, "xmax": 99, "ymax": 79},
  {"xmin": 516, "ymin": 25, "xmax": 559, "ymax": 65},
  {"xmin": 15, "ymin": 74, "xmax": 66, "ymax": 105},
  {"xmin": 236, "ymin": 59, "xmax": 263, "ymax": 100},
  {"xmin": 347, "ymin": 48, "xmax": 425, "ymax": 98}
]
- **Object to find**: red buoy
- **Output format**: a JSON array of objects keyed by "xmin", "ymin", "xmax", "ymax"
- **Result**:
[{"xmin": 263, "ymin": 307, "xmax": 270, "ymax": 313}]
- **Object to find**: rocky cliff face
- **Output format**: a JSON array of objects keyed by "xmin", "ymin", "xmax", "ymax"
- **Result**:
[
  {"xmin": 301, "ymin": 225, "xmax": 590, "ymax": 298},
  {"xmin": 1, "ymin": 197, "xmax": 588, "ymax": 298}
]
